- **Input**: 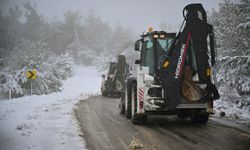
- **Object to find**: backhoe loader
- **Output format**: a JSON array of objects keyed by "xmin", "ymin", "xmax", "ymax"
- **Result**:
[{"xmin": 119, "ymin": 4, "xmax": 219, "ymax": 124}]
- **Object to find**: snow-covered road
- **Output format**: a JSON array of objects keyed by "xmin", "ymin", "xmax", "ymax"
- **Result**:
[{"xmin": 0, "ymin": 66, "xmax": 101, "ymax": 150}]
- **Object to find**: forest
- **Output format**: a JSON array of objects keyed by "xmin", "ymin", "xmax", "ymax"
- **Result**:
[
  {"xmin": 0, "ymin": 0, "xmax": 249, "ymax": 118},
  {"xmin": 0, "ymin": 1, "xmax": 135, "ymax": 97}
]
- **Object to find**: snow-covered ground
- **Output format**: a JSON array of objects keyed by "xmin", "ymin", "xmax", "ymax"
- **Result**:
[
  {"xmin": 215, "ymin": 100, "xmax": 250, "ymax": 120},
  {"xmin": 0, "ymin": 66, "xmax": 101, "ymax": 150}
]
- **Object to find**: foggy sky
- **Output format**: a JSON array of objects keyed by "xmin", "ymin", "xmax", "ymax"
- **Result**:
[{"xmin": 0, "ymin": 0, "xmax": 222, "ymax": 32}]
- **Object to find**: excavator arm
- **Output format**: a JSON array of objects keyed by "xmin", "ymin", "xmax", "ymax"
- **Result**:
[{"xmin": 159, "ymin": 3, "xmax": 219, "ymax": 109}]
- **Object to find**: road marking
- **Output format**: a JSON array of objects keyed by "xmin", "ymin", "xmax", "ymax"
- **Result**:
[
  {"xmin": 83, "ymin": 103, "xmax": 115, "ymax": 150},
  {"xmin": 118, "ymin": 137, "xmax": 129, "ymax": 150}
]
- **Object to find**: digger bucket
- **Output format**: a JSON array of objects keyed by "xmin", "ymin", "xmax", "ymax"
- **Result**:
[{"xmin": 181, "ymin": 66, "xmax": 205, "ymax": 101}]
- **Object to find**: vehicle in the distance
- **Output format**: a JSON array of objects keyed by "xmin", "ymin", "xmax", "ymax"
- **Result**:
[
  {"xmin": 119, "ymin": 3, "xmax": 219, "ymax": 124},
  {"xmin": 101, "ymin": 55, "xmax": 130, "ymax": 97}
]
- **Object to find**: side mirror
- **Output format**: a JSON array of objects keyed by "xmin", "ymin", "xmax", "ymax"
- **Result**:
[
  {"xmin": 135, "ymin": 39, "xmax": 142, "ymax": 51},
  {"xmin": 135, "ymin": 60, "xmax": 141, "ymax": 64}
]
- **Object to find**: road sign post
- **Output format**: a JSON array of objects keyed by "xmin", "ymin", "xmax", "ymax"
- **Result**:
[
  {"xmin": 31, "ymin": 81, "xmax": 33, "ymax": 96},
  {"xmin": 9, "ymin": 89, "xmax": 11, "ymax": 100},
  {"xmin": 26, "ymin": 70, "xmax": 37, "ymax": 96}
]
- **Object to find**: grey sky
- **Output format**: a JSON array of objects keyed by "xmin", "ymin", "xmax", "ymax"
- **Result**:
[{"xmin": 0, "ymin": 0, "xmax": 222, "ymax": 32}]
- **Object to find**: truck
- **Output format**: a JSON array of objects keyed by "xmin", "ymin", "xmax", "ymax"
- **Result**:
[
  {"xmin": 101, "ymin": 55, "xmax": 130, "ymax": 97},
  {"xmin": 119, "ymin": 3, "xmax": 219, "ymax": 124}
]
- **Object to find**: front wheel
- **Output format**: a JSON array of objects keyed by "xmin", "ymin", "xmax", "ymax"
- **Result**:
[{"xmin": 131, "ymin": 83, "xmax": 147, "ymax": 124}]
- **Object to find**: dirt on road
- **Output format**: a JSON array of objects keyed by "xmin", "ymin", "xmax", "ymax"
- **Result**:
[{"xmin": 74, "ymin": 96, "xmax": 250, "ymax": 150}]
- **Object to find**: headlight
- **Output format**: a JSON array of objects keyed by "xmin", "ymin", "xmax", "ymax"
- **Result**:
[{"xmin": 148, "ymin": 87, "xmax": 162, "ymax": 97}]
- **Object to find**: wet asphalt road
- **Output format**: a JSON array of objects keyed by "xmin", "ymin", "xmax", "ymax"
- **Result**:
[{"xmin": 74, "ymin": 96, "xmax": 250, "ymax": 150}]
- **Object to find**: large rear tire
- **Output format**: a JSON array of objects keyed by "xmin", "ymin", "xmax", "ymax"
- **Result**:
[
  {"xmin": 125, "ymin": 85, "xmax": 131, "ymax": 119},
  {"xmin": 102, "ymin": 91, "xmax": 108, "ymax": 97},
  {"xmin": 190, "ymin": 109, "xmax": 209, "ymax": 124},
  {"xmin": 177, "ymin": 109, "xmax": 189, "ymax": 118},
  {"xmin": 131, "ymin": 83, "xmax": 147, "ymax": 124}
]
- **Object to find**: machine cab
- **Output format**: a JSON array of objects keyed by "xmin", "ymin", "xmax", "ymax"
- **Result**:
[{"xmin": 135, "ymin": 30, "xmax": 176, "ymax": 77}]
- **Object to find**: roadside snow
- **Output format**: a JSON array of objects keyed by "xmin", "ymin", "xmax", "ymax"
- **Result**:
[
  {"xmin": 0, "ymin": 66, "xmax": 101, "ymax": 150},
  {"xmin": 214, "ymin": 99, "xmax": 250, "ymax": 121}
]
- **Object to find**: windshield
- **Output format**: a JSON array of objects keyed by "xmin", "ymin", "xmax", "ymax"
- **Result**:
[{"xmin": 142, "ymin": 36, "xmax": 174, "ymax": 75}]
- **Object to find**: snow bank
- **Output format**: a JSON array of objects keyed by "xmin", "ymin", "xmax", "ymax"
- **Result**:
[
  {"xmin": 0, "ymin": 66, "xmax": 101, "ymax": 150},
  {"xmin": 215, "ymin": 99, "xmax": 250, "ymax": 121}
]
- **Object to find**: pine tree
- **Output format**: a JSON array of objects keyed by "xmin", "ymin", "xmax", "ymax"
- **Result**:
[{"xmin": 210, "ymin": 0, "xmax": 250, "ymax": 115}]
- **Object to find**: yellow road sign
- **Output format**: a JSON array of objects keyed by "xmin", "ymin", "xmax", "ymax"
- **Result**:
[{"xmin": 26, "ymin": 70, "xmax": 37, "ymax": 79}]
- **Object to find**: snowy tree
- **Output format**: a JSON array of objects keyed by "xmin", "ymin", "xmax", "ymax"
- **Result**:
[
  {"xmin": 0, "ymin": 1, "xmax": 135, "ymax": 99},
  {"xmin": 52, "ymin": 53, "xmax": 75, "ymax": 80},
  {"xmin": 0, "ymin": 37, "xmax": 75, "ymax": 97},
  {"xmin": 107, "ymin": 24, "xmax": 134, "ymax": 56},
  {"xmin": 22, "ymin": 2, "xmax": 45, "ymax": 42},
  {"xmin": 82, "ymin": 11, "xmax": 111, "ymax": 54},
  {"xmin": 210, "ymin": 0, "xmax": 250, "ymax": 117}
]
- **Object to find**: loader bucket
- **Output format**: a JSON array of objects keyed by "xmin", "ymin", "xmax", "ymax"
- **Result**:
[{"xmin": 182, "ymin": 66, "xmax": 205, "ymax": 101}]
